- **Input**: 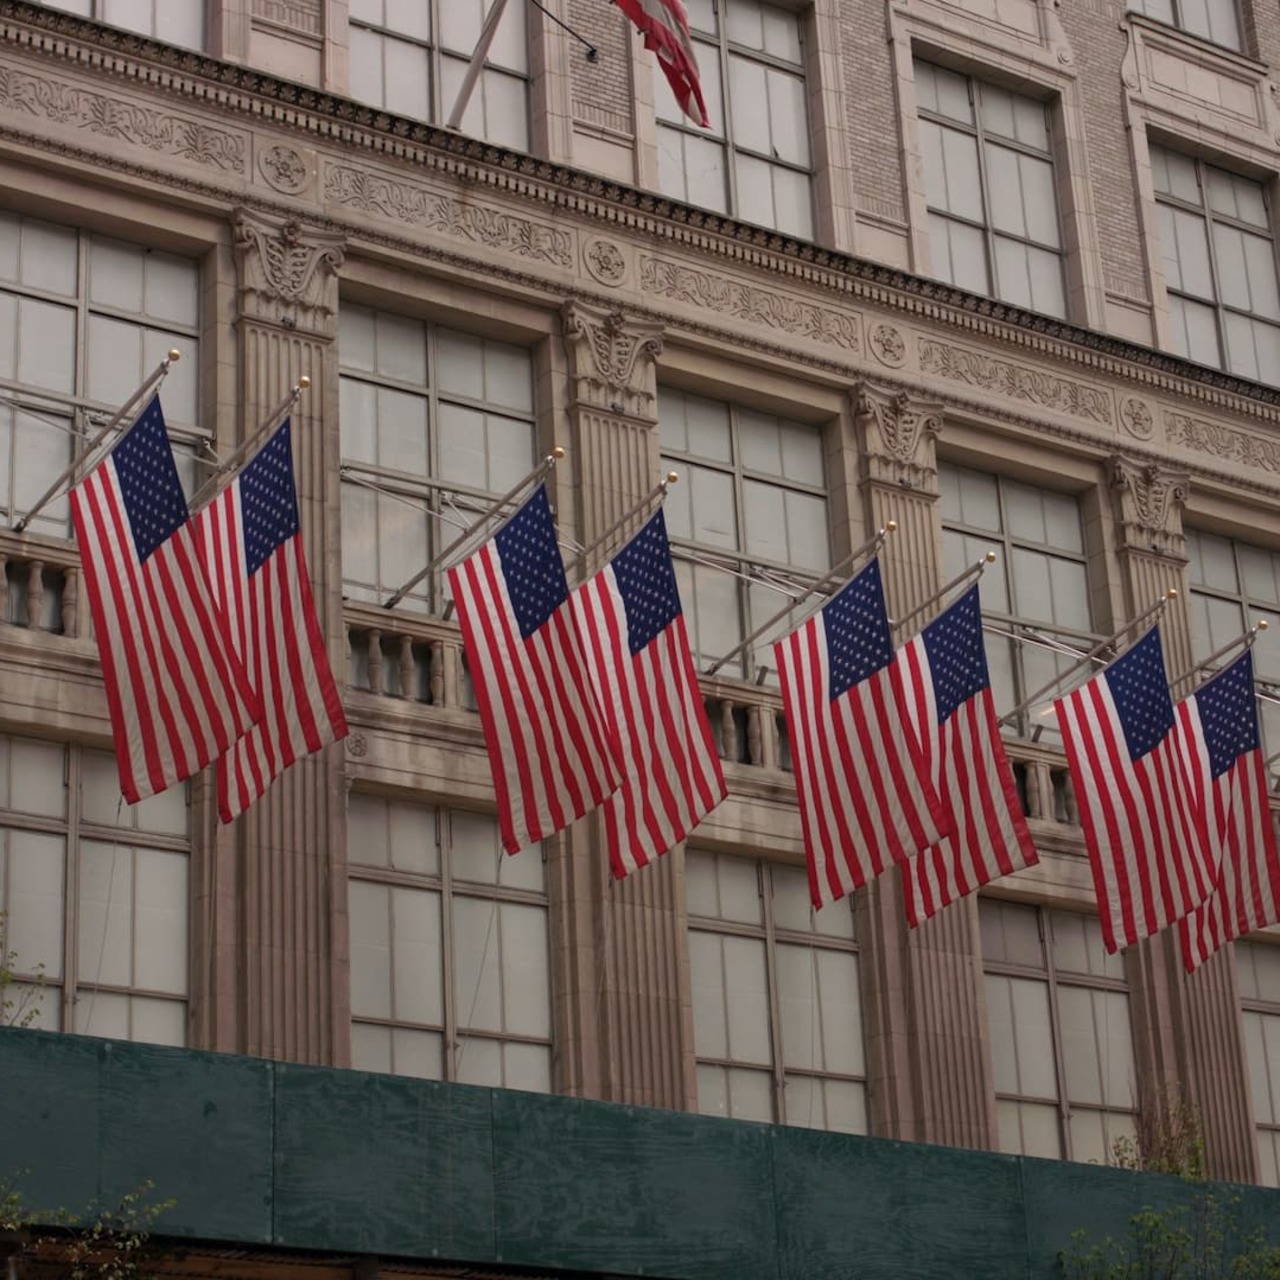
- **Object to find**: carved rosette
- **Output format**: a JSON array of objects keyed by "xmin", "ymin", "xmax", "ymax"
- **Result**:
[
  {"xmin": 853, "ymin": 382, "xmax": 943, "ymax": 491},
  {"xmin": 562, "ymin": 301, "xmax": 664, "ymax": 422},
  {"xmin": 233, "ymin": 208, "xmax": 346, "ymax": 335},
  {"xmin": 1110, "ymin": 455, "xmax": 1190, "ymax": 559}
]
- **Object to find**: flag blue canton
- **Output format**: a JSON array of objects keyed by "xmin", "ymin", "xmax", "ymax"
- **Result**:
[
  {"xmin": 822, "ymin": 558, "xmax": 893, "ymax": 700},
  {"xmin": 611, "ymin": 510, "xmax": 682, "ymax": 657},
  {"xmin": 114, "ymin": 397, "xmax": 187, "ymax": 563},
  {"xmin": 240, "ymin": 420, "xmax": 300, "ymax": 578},
  {"xmin": 921, "ymin": 587, "xmax": 990, "ymax": 722},
  {"xmin": 495, "ymin": 485, "xmax": 569, "ymax": 640},
  {"xmin": 1195, "ymin": 650, "xmax": 1260, "ymax": 779},
  {"xmin": 1106, "ymin": 626, "xmax": 1175, "ymax": 762}
]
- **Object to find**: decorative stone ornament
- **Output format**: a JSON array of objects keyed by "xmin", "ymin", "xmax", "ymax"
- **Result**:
[
  {"xmin": 562, "ymin": 301, "xmax": 664, "ymax": 421},
  {"xmin": 1110, "ymin": 454, "xmax": 1190, "ymax": 557},
  {"xmin": 853, "ymin": 382, "xmax": 944, "ymax": 491},
  {"xmin": 233, "ymin": 209, "xmax": 345, "ymax": 334}
]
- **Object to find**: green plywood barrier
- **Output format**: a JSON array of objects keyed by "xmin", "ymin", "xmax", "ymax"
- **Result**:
[
  {"xmin": 491, "ymin": 1090, "xmax": 778, "ymax": 1280},
  {"xmin": 4, "ymin": 1027, "xmax": 1280, "ymax": 1280}
]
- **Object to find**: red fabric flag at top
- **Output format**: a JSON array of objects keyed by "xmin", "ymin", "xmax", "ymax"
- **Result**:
[{"xmin": 614, "ymin": 0, "xmax": 710, "ymax": 128}]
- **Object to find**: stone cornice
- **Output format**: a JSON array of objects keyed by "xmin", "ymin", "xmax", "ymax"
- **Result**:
[{"xmin": 4, "ymin": 2, "xmax": 1280, "ymax": 427}]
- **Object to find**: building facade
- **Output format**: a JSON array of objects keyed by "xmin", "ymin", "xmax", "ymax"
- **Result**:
[{"xmin": 0, "ymin": 0, "xmax": 1278, "ymax": 1197}]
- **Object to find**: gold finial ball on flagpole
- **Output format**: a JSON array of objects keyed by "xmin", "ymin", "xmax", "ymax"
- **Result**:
[
  {"xmin": 985, "ymin": 550, "xmax": 997, "ymax": 563},
  {"xmin": 298, "ymin": 375, "xmax": 311, "ymax": 390},
  {"xmin": 552, "ymin": 446, "xmax": 566, "ymax": 461},
  {"xmin": 1259, "ymin": 618, "xmax": 1270, "ymax": 631},
  {"xmin": 168, "ymin": 348, "xmax": 181, "ymax": 363},
  {"xmin": 1167, "ymin": 587, "xmax": 1179, "ymax": 599},
  {"xmin": 666, "ymin": 471, "xmax": 679, "ymax": 485},
  {"xmin": 886, "ymin": 520, "xmax": 897, "ymax": 533}
]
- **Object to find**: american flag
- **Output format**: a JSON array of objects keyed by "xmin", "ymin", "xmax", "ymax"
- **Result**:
[
  {"xmin": 898, "ymin": 588, "xmax": 1039, "ymax": 926},
  {"xmin": 69, "ymin": 396, "xmax": 261, "ymax": 804},
  {"xmin": 1055, "ymin": 625, "xmax": 1215, "ymax": 953},
  {"xmin": 571, "ymin": 510, "xmax": 725, "ymax": 878},
  {"xmin": 1175, "ymin": 650, "xmax": 1280, "ymax": 972},
  {"xmin": 614, "ymin": 0, "xmax": 710, "ymax": 127},
  {"xmin": 774, "ymin": 558, "xmax": 948, "ymax": 909},
  {"xmin": 194, "ymin": 420, "xmax": 348, "ymax": 823},
  {"xmin": 448, "ymin": 485, "xmax": 624, "ymax": 854}
]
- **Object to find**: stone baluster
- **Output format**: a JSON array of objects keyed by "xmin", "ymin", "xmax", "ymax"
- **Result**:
[
  {"xmin": 366, "ymin": 629, "xmax": 383, "ymax": 696},
  {"xmin": 61, "ymin": 566, "xmax": 77, "ymax": 637},
  {"xmin": 398, "ymin": 634, "xmax": 415, "ymax": 700},
  {"xmin": 24, "ymin": 560, "xmax": 43, "ymax": 630},
  {"xmin": 430, "ymin": 638, "xmax": 446, "ymax": 707}
]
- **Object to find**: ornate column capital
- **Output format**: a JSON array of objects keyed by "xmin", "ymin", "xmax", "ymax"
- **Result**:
[
  {"xmin": 852, "ymin": 382, "xmax": 944, "ymax": 491},
  {"xmin": 561, "ymin": 300, "xmax": 664, "ymax": 423},
  {"xmin": 233, "ymin": 208, "xmax": 346, "ymax": 336},
  {"xmin": 1110, "ymin": 455, "xmax": 1190, "ymax": 558}
]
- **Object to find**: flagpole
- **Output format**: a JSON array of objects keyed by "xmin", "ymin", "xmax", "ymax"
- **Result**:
[
  {"xmin": 576, "ymin": 472, "xmax": 678, "ymax": 571},
  {"xmin": 1168, "ymin": 618, "xmax": 1269, "ymax": 696},
  {"xmin": 890, "ymin": 552, "xmax": 996, "ymax": 635},
  {"xmin": 188, "ymin": 377, "xmax": 310, "ymax": 513},
  {"xmin": 998, "ymin": 588, "xmax": 1178, "ymax": 727},
  {"xmin": 12, "ymin": 349, "xmax": 181, "ymax": 533},
  {"xmin": 703, "ymin": 521, "xmax": 897, "ymax": 678},
  {"xmin": 445, "ymin": 0, "xmax": 512, "ymax": 130},
  {"xmin": 383, "ymin": 446, "xmax": 566, "ymax": 609}
]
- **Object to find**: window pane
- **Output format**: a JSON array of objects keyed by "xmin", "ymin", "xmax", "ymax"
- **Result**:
[
  {"xmin": 392, "ymin": 885, "xmax": 443, "ymax": 1025},
  {"xmin": 0, "ymin": 829, "xmax": 65, "ymax": 978}
]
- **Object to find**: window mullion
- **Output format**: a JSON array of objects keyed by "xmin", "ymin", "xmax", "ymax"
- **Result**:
[
  {"xmin": 438, "ymin": 807, "xmax": 458, "ymax": 1080},
  {"xmin": 63, "ymin": 746, "xmax": 80, "ymax": 1031},
  {"xmin": 717, "ymin": 26, "xmax": 738, "ymax": 216},
  {"xmin": 759, "ymin": 864, "xmax": 787, "ymax": 1124},
  {"xmin": 972, "ymin": 113, "xmax": 1001, "ymax": 302},
  {"xmin": 1197, "ymin": 166, "xmax": 1234, "ymax": 369},
  {"xmin": 1040, "ymin": 910, "xmax": 1074, "ymax": 1161}
]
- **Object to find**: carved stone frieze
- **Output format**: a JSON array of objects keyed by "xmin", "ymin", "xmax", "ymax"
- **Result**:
[
  {"xmin": 1110, "ymin": 455, "xmax": 1190, "ymax": 557},
  {"xmin": 639, "ymin": 257, "xmax": 862, "ymax": 351},
  {"xmin": 853, "ymin": 383, "xmax": 943, "ymax": 491},
  {"xmin": 920, "ymin": 338, "xmax": 1113, "ymax": 425},
  {"xmin": 323, "ymin": 163, "xmax": 574, "ymax": 267},
  {"xmin": 233, "ymin": 209, "xmax": 345, "ymax": 334},
  {"xmin": 0, "ymin": 62, "xmax": 246, "ymax": 173},
  {"xmin": 1166, "ymin": 412, "xmax": 1280, "ymax": 475},
  {"xmin": 562, "ymin": 302, "xmax": 664, "ymax": 421}
]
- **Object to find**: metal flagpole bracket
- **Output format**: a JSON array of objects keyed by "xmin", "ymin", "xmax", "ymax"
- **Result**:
[
  {"xmin": 1000, "ymin": 586, "xmax": 1178, "ymax": 728},
  {"xmin": 576, "ymin": 470, "xmax": 679, "ymax": 571},
  {"xmin": 1169, "ymin": 616, "xmax": 1269, "ymax": 696},
  {"xmin": 384, "ymin": 446, "xmax": 566, "ymax": 610},
  {"xmin": 891, "ymin": 550, "xmax": 995, "ymax": 635},
  {"xmin": 13, "ymin": 348, "xmax": 181, "ymax": 534},
  {"xmin": 703, "ymin": 520, "xmax": 897, "ymax": 678},
  {"xmin": 189, "ymin": 376, "xmax": 311, "ymax": 514}
]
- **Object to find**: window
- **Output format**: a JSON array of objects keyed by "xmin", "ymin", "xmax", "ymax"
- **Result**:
[
  {"xmin": 1186, "ymin": 530, "xmax": 1280, "ymax": 764},
  {"xmin": 32, "ymin": 0, "xmax": 206, "ymax": 50},
  {"xmin": 348, "ymin": 0, "xmax": 529, "ymax": 151},
  {"xmin": 0, "ymin": 734, "xmax": 190, "ymax": 1044},
  {"xmin": 347, "ymin": 796, "xmax": 552, "ymax": 1091},
  {"xmin": 659, "ymin": 387, "xmax": 829, "ymax": 680},
  {"xmin": 938, "ymin": 463, "xmax": 1094, "ymax": 742},
  {"xmin": 0, "ymin": 211, "xmax": 201, "ymax": 541},
  {"xmin": 655, "ymin": 0, "xmax": 813, "ymax": 240},
  {"xmin": 1128, "ymin": 0, "xmax": 1241, "ymax": 52},
  {"xmin": 686, "ymin": 849, "xmax": 867, "ymax": 1132},
  {"xmin": 915, "ymin": 60, "xmax": 1066, "ymax": 318},
  {"xmin": 1238, "ymin": 941, "xmax": 1280, "ymax": 1186},
  {"xmin": 982, "ymin": 899, "xmax": 1136, "ymax": 1163},
  {"xmin": 1151, "ymin": 146, "xmax": 1280, "ymax": 383},
  {"xmin": 339, "ymin": 304, "xmax": 535, "ymax": 614}
]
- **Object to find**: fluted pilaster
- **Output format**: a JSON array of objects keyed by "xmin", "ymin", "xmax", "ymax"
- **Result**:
[
  {"xmin": 1109, "ymin": 455, "xmax": 1256, "ymax": 1182},
  {"xmin": 854, "ymin": 383, "xmax": 996, "ymax": 1150},
  {"xmin": 219, "ymin": 209, "xmax": 347, "ymax": 1064}
]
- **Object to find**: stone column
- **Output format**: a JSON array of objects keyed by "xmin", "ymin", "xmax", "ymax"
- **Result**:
[
  {"xmin": 224, "ymin": 208, "xmax": 348, "ymax": 1065},
  {"xmin": 852, "ymin": 381, "xmax": 997, "ymax": 1150},
  {"xmin": 1109, "ymin": 456, "xmax": 1257, "ymax": 1182},
  {"xmin": 549, "ymin": 301, "xmax": 687, "ymax": 1108}
]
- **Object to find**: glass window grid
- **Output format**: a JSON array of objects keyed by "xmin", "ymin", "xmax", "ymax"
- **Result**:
[
  {"xmin": 338, "ymin": 305, "xmax": 536, "ymax": 614},
  {"xmin": 0, "ymin": 211, "xmax": 203, "ymax": 540},
  {"xmin": 1151, "ymin": 146, "xmax": 1280, "ymax": 382},
  {"xmin": 938, "ymin": 463, "xmax": 1098, "ymax": 742},
  {"xmin": 1127, "ymin": 0, "xmax": 1242, "ymax": 52},
  {"xmin": 1186, "ymin": 529, "xmax": 1280, "ymax": 767},
  {"xmin": 33, "ymin": 0, "xmax": 207, "ymax": 50},
  {"xmin": 348, "ymin": 2, "xmax": 530, "ymax": 151},
  {"xmin": 982, "ymin": 899, "xmax": 1136, "ymax": 1163},
  {"xmin": 1237, "ymin": 940, "xmax": 1280, "ymax": 1187},
  {"xmin": 687, "ymin": 850, "xmax": 866, "ymax": 1132},
  {"xmin": 655, "ymin": 0, "xmax": 814, "ymax": 239},
  {"xmin": 0, "ymin": 735, "xmax": 190, "ymax": 1043},
  {"xmin": 915, "ymin": 61, "xmax": 1068, "ymax": 319},
  {"xmin": 347, "ymin": 800, "xmax": 552, "ymax": 1086},
  {"xmin": 659, "ymin": 388, "xmax": 830, "ymax": 681}
]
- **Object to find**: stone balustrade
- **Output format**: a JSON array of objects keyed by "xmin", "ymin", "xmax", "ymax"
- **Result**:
[
  {"xmin": 343, "ymin": 601, "xmax": 473, "ymax": 710},
  {"xmin": 0, "ymin": 531, "xmax": 80, "ymax": 636}
]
